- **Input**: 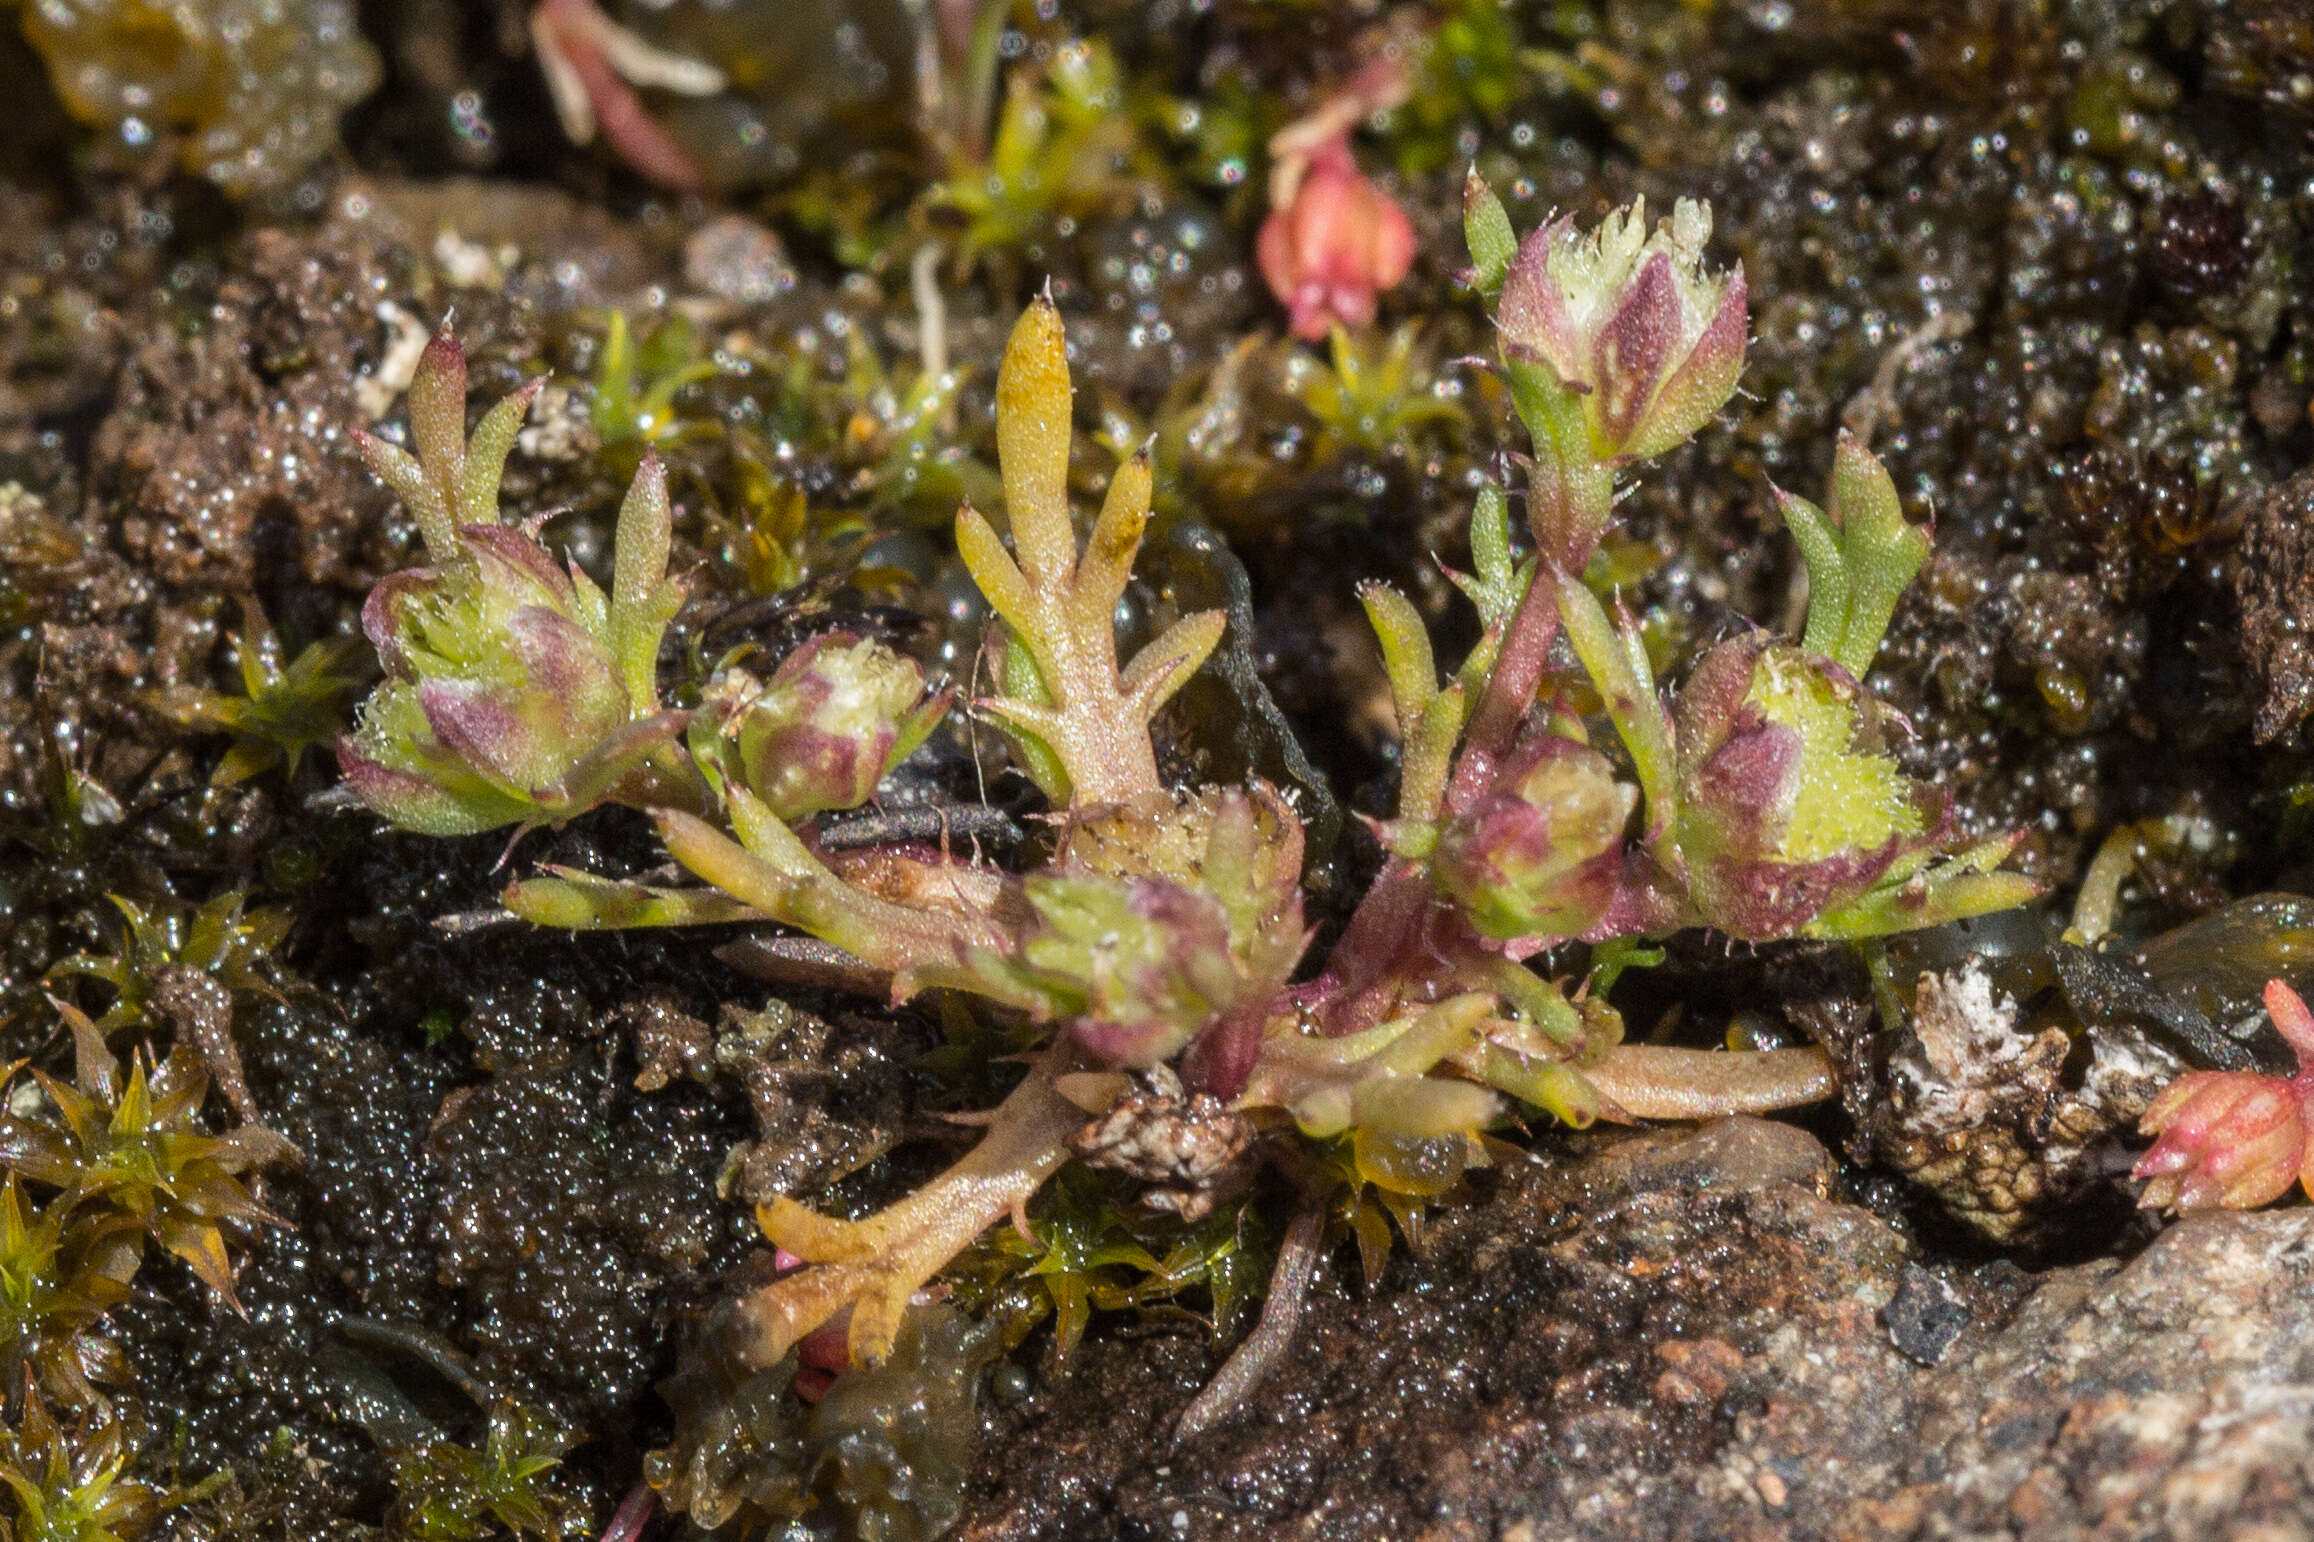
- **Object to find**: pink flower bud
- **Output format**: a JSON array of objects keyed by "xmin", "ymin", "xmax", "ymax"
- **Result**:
[
  {"xmin": 689, "ymin": 634, "xmax": 950, "ymax": 824},
  {"xmin": 980, "ymin": 873, "xmax": 1248, "ymax": 1070},
  {"xmin": 1257, "ymin": 138, "xmax": 1417, "ymax": 342},
  {"xmin": 969, "ymin": 790, "xmax": 1306, "ymax": 1072},
  {"xmin": 342, "ymin": 354, "xmax": 687, "ymax": 836},
  {"xmin": 1432, "ymin": 734, "xmax": 1637, "ymax": 942},
  {"xmin": 2134, "ymin": 978, "xmax": 2314, "ymax": 1212},
  {"xmin": 340, "ymin": 526, "xmax": 637, "ymax": 834},
  {"xmin": 1497, "ymin": 196, "xmax": 1747, "ymax": 462},
  {"xmin": 771, "ymin": 1247, "xmax": 850, "ymax": 1402}
]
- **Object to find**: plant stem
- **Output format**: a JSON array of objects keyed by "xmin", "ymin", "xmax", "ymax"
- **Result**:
[
  {"xmin": 1446, "ymin": 370, "xmax": 1618, "ymax": 816},
  {"xmin": 734, "ymin": 1048, "xmax": 1090, "ymax": 1367},
  {"xmin": 1445, "ymin": 569, "xmax": 1558, "ymax": 816},
  {"xmin": 1512, "ymin": 366, "xmax": 1618, "ymax": 574},
  {"xmin": 1582, "ymin": 1044, "xmax": 1836, "ymax": 1120},
  {"xmin": 1174, "ymin": 1200, "xmax": 1324, "ymax": 1442}
]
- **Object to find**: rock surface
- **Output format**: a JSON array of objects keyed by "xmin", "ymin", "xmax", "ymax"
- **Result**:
[{"xmin": 963, "ymin": 1119, "xmax": 2314, "ymax": 1542}]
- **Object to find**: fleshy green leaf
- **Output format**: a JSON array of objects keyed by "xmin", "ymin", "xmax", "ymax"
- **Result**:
[
  {"xmin": 1781, "ymin": 433, "xmax": 1930, "ymax": 679},
  {"xmin": 1462, "ymin": 169, "xmax": 1517, "ymax": 297}
]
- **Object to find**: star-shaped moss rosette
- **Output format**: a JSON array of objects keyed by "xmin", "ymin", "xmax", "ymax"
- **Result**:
[
  {"xmin": 146, "ymin": 596, "xmax": 365, "ymax": 787},
  {"xmin": 0, "ymin": 1004, "xmax": 294, "ymax": 1313},
  {"xmin": 387, "ymin": 1400, "xmax": 582, "ymax": 1542},
  {"xmin": 46, "ymin": 890, "xmax": 289, "ymax": 1038},
  {"xmin": 0, "ymin": 1381, "xmax": 172, "ymax": 1542},
  {"xmin": 0, "ymin": 1176, "xmax": 131, "ymax": 1406}
]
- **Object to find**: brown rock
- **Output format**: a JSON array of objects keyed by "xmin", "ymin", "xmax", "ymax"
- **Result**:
[
  {"xmin": 2235, "ymin": 467, "xmax": 2314, "ymax": 742},
  {"xmin": 964, "ymin": 1126, "xmax": 2314, "ymax": 1542}
]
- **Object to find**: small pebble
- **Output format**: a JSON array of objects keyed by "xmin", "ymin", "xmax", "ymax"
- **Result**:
[
  {"xmin": 685, "ymin": 214, "xmax": 797, "ymax": 305},
  {"xmin": 1884, "ymin": 1262, "xmax": 1972, "ymax": 1366}
]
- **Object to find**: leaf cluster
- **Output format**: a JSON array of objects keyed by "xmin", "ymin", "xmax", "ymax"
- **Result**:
[
  {"xmin": 145, "ymin": 600, "xmax": 364, "ymax": 788},
  {"xmin": 925, "ymin": 40, "xmax": 1156, "ymax": 276},
  {"xmin": 0, "ymin": 1006, "xmax": 292, "ymax": 1316},
  {"xmin": 386, "ymin": 1402, "xmax": 582, "ymax": 1542}
]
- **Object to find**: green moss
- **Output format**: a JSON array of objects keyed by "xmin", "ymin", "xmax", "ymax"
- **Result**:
[
  {"xmin": 925, "ymin": 40, "xmax": 1154, "ymax": 275},
  {"xmin": 649, "ymin": 1303, "xmax": 994, "ymax": 1541},
  {"xmin": 0, "ymin": 1387, "xmax": 169, "ymax": 1542},
  {"xmin": 0, "ymin": 1008, "xmax": 293, "ymax": 1311},
  {"xmin": 588, "ymin": 312, "xmax": 721, "ymax": 451},
  {"xmin": 0, "ymin": 1177, "xmax": 129, "ymax": 1409},
  {"xmin": 145, "ymin": 601, "xmax": 363, "ymax": 787},
  {"xmin": 387, "ymin": 1403, "xmax": 582, "ymax": 1542},
  {"xmin": 953, "ymin": 1166, "xmax": 1270, "ymax": 1361},
  {"xmin": 47, "ymin": 891, "xmax": 289, "ymax": 1037}
]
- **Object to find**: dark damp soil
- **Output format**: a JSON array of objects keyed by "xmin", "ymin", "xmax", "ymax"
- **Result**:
[{"xmin": 0, "ymin": 1, "xmax": 2311, "ymax": 1538}]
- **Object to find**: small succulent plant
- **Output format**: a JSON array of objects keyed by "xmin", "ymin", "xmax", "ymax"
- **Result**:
[
  {"xmin": 340, "ymin": 330, "xmax": 697, "ymax": 836},
  {"xmin": 336, "ymin": 190, "xmax": 2034, "ymax": 1523}
]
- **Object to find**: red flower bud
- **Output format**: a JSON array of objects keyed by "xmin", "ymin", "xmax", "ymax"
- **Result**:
[
  {"xmin": 2135, "ymin": 978, "xmax": 2314, "ymax": 1212},
  {"xmin": 1257, "ymin": 138, "xmax": 1416, "ymax": 342}
]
